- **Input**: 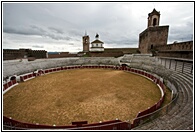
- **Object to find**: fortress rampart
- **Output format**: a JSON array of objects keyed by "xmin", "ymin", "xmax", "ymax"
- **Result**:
[{"xmin": 154, "ymin": 41, "xmax": 193, "ymax": 59}]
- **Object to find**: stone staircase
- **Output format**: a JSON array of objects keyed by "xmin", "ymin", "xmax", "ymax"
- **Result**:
[
  {"xmin": 119, "ymin": 55, "xmax": 193, "ymax": 130},
  {"xmin": 142, "ymin": 72, "xmax": 193, "ymax": 130},
  {"xmin": 169, "ymin": 72, "xmax": 193, "ymax": 130}
]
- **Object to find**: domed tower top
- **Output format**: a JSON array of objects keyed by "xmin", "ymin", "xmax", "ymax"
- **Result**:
[
  {"xmin": 95, "ymin": 33, "xmax": 99, "ymax": 40},
  {"xmin": 147, "ymin": 8, "xmax": 160, "ymax": 27}
]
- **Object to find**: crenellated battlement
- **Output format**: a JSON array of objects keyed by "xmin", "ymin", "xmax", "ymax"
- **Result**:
[
  {"xmin": 154, "ymin": 41, "xmax": 193, "ymax": 59},
  {"xmin": 155, "ymin": 41, "xmax": 193, "ymax": 51},
  {"xmin": 3, "ymin": 49, "xmax": 47, "ymax": 60}
]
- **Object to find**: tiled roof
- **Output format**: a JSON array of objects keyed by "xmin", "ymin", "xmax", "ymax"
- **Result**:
[{"xmin": 91, "ymin": 39, "xmax": 104, "ymax": 44}]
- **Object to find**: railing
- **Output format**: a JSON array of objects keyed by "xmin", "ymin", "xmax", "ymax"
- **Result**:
[
  {"xmin": 156, "ymin": 57, "xmax": 193, "ymax": 74},
  {"xmin": 3, "ymin": 65, "xmax": 174, "ymax": 130}
]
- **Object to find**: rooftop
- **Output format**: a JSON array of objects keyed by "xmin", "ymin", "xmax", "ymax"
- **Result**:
[{"xmin": 91, "ymin": 39, "xmax": 104, "ymax": 44}]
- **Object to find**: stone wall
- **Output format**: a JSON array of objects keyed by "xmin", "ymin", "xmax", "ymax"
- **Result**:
[
  {"xmin": 3, "ymin": 49, "xmax": 26, "ymax": 60},
  {"xmin": 3, "ymin": 57, "xmax": 119, "ymax": 79},
  {"xmin": 139, "ymin": 26, "xmax": 169, "ymax": 53},
  {"xmin": 48, "ymin": 52, "xmax": 78, "ymax": 58},
  {"xmin": 28, "ymin": 50, "xmax": 47, "ymax": 58},
  {"xmin": 104, "ymin": 48, "xmax": 139, "ymax": 54},
  {"xmin": 154, "ymin": 41, "xmax": 193, "ymax": 59},
  {"xmin": 3, "ymin": 49, "xmax": 47, "ymax": 60},
  {"xmin": 155, "ymin": 41, "xmax": 193, "ymax": 51}
]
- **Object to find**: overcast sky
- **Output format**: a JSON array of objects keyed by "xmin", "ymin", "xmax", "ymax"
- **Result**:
[{"xmin": 3, "ymin": 2, "xmax": 194, "ymax": 52}]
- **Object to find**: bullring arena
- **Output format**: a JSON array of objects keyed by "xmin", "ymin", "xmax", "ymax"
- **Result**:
[{"xmin": 3, "ymin": 55, "xmax": 193, "ymax": 130}]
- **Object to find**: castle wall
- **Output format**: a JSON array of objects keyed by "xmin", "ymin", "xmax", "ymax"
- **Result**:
[
  {"xmin": 28, "ymin": 50, "xmax": 47, "ymax": 58},
  {"xmin": 105, "ymin": 48, "xmax": 139, "ymax": 54},
  {"xmin": 156, "ymin": 51, "xmax": 192, "ymax": 59},
  {"xmin": 3, "ymin": 49, "xmax": 47, "ymax": 60},
  {"xmin": 155, "ymin": 41, "xmax": 193, "ymax": 51},
  {"xmin": 155, "ymin": 41, "xmax": 193, "ymax": 59},
  {"xmin": 139, "ymin": 26, "xmax": 169, "ymax": 54},
  {"xmin": 3, "ymin": 49, "xmax": 26, "ymax": 60},
  {"xmin": 89, "ymin": 51, "xmax": 124, "ymax": 57},
  {"xmin": 48, "ymin": 52, "xmax": 77, "ymax": 58}
]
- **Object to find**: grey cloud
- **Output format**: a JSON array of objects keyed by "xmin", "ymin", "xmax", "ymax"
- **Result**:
[
  {"xmin": 32, "ymin": 45, "xmax": 44, "ymax": 48},
  {"xmin": 30, "ymin": 25, "xmax": 71, "ymax": 41},
  {"xmin": 4, "ymin": 24, "xmax": 72, "ymax": 41},
  {"xmin": 3, "ymin": 25, "xmax": 39, "ymax": 36},
  {"xmin": 168, "ymin": 33, "xmax": 193, "ymax": 43},
  {"xmin": 30, "ymin": 25, "xmax": 47, "ymax": 33},
  {"xmin": 169, "ymin": 21, "xmax": 193, "ymax": 42},
  {"xmin": 3, "ymin": 24, "xmax": 47, "ymax": 37},
  {"xmin": 68, "ymin": 43, "xmax": 74, "ymax": 45},
  {"xmin": 44, "ymin": 33, "xmax": 71, "ymax": 41},
  {"xmin": 48, "ymin": 27, "xmax": 64, "ymax": 34},
  {"xmin": 3, "ymin": 2, "xmax": 194, "ymax": 52},
  {"xmin": 69, "ymin": 29, "xmax": 83, "ymax": 37}
]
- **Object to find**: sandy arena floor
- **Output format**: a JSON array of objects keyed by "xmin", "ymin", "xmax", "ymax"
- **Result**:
[{"xmin": 3, "ymin": 69, "xmax": 161, "ymax": 126}]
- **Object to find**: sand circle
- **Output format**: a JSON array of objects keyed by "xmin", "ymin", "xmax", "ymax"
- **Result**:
[{"xmin": 3, "ymin": 69, "xmax": 161, "ymax": 125}]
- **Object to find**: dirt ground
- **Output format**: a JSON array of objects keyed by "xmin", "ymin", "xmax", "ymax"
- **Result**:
[{"xmin": 3, "ymin": 69, "xmax": 161, "ymax": 126}]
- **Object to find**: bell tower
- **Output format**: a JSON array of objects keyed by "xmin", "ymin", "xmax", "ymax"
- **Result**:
[
  {"xmin": 147, "ymin": 8, "xmax": 160, "ymax": 27},
  {"xmin": 83, "ymin": 31, "xmax": 90, "ymax": 52},
  {"xmin": 139, "ymin": 9, "xmax": 169, "ymax": 54}
]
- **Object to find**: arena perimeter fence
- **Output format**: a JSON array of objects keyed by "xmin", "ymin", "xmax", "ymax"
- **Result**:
[{"xmin": 3, "ymin": 65, "xmax": 177, "ymax": 130}]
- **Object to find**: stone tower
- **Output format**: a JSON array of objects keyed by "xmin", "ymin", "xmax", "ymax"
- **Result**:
[
  {"xmin": 147, "ymin": 8, "xmax": 160, "ymax": 27},
  {"xmin": 83, "ymin": 32, "xmax": 90, "ymax": 52},
  {"xmin": 139, "ymin": 9, "xmax": 169, "ymax": 54}
]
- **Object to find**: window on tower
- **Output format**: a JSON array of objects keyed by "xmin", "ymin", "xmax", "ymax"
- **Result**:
[{"xmin": 153, "ymin": 18, "xmax": 157, "ymax": 26}]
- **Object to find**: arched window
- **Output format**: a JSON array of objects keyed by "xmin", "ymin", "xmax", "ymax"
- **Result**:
[{"xmin": 153, "ymin": 18, "xmax": 157, "ymax": 26}]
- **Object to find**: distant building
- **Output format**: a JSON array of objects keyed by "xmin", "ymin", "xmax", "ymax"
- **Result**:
[
  {"xmin": 3, "ymin": 49, "xmax": 47, "ymax": 60},
  {"xmin": 90, "ymin": 33, "xmax": 104, "ymax": 52},
  {"xmin": 83, "ymin": 33, "xmax": 90, "ymax": 53},
  {"xmin": 82, "ymin": 32, "xmax": 139, "ymax": 57}
]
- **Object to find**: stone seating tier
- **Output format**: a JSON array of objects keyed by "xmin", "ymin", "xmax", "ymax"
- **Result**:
[{"xmin": 119, "ymin": 55, "xmax": 193, "ymax": 130}]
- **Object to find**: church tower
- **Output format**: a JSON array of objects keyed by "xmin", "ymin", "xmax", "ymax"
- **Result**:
[
  {"xmin": 147, "ymin": 8, "xmax": 160, "ymax": 27},
  {"xmin": 82, "ymin": 32, "xmax": 90, "ymax": 52},
  {"xmin": 139, "ymin": 9, "xmax": 169, "ymax": 54}
]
